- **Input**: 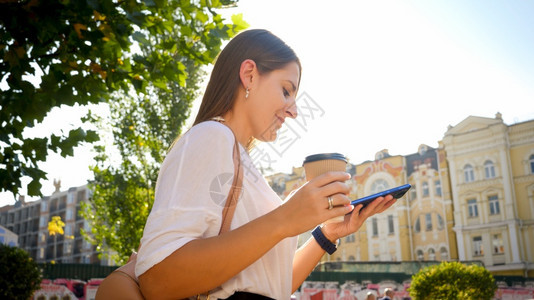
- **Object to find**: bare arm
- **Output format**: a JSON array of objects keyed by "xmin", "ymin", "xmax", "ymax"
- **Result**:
[
  {"xmin": 291, "ymin": 195, "xmax": 397, "ymax": 292},
  {"xmin": 291, "ymin": 235, "xmax": 331, "ymax": 292},
  {"xmin": 139, "ymin": 208, "xmax": 286, "ymax": 299},
  {"xmin": 139, "ymin": 172, "xmax": 353, "ymax": 300}
]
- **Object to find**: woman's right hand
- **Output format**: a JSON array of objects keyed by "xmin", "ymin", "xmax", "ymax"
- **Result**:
[
  {"xmin": 273, "ymin": 171, "xmax": 353, "ymax": 238},
  {"xmin": 138, "ymin": 172, "xmax": 352, "ymax": 299}
]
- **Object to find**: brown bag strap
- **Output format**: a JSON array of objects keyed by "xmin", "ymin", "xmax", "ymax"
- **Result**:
[
  {"xmin": 219, "ymin": 134, "xmax": 243, "ymax": 234},
  {"xmin": 100, "ymin": 122, "xmax": 243, "ymax": 300}
]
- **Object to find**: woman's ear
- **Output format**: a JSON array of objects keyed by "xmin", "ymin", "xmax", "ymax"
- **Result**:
[{"xmin": 239, "ymin": 59, "xmax": 257, "ymax": 89}]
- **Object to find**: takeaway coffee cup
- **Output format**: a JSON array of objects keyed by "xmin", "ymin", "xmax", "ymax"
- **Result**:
[
  {"xmin": 303, "ymin": 153, "xmax": 348, "ymax": 181},
  {"xmin": 303, "ymin": 153, "xmax": 348, "ymax": 223}
]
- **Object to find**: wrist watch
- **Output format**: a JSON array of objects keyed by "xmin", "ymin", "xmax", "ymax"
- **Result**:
[{"xmin": 312, "ymin": 226, "xmax": 338, "ymax": 255}]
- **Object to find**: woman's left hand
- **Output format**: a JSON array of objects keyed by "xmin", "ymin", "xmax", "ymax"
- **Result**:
[{"xmin": 321, "ymin": 195, "xmax": 397, "ymax": 242}]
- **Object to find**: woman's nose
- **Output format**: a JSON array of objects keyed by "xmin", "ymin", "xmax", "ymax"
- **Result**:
[{"xmin": 286, "ymin": 102, "xmax": 298, "ymax": 119}]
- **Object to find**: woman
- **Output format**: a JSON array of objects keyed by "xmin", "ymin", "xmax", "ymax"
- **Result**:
[{"xmin": 135, "ymin": 29, "xmax": 396, "ymax": 299}]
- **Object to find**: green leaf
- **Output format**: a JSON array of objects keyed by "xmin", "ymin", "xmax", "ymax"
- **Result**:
[
  {"xmin": 231, "ymin": 13, "xmax": 249, "ymax": 33},
  {"xmin": 132, "ymin": 31, "xmax": 150, "ymax": 46},
  {"xmin": 1, "ymin": 0, "xmax": 246, "ymax": 264},
  {"xmin": 27, "ymin": 178, "xmax": 43, "ymax": 197}
]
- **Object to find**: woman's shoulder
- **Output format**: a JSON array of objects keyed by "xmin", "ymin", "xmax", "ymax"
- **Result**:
[
  {"xmin": 176, "ymin": 120, "xmax": 235, "ymax": 151},
  {"xmin": 165, "ymin": 120, "xmax": 236, "ymax": 166},
  {"xmin": 188, "ymin": 120, "xmax": 234, "ymax": 141}
]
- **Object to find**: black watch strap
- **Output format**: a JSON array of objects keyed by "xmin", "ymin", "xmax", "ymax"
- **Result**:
[{"xmin": 312, "ymin": 226, "xmax": 337, "ymax": 255}]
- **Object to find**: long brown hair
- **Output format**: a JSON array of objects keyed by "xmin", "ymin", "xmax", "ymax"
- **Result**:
[{"xmin": 193, "ymin": 29, "xmax": 302, "ymax": 126}]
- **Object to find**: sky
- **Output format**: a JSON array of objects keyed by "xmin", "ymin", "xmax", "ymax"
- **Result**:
[{"xmin": 1, "ymin": 0, "xmax": 534, "ymax": 206}]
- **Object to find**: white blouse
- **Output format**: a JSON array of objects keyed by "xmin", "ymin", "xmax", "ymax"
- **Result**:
[{"xmin": 136, "ymin": 121, "xmax": 297, "ymax": 299}]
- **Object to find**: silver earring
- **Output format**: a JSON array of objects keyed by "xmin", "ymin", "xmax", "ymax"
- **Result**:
[{"xmin": 245, "ymin": 88, "xmax": 250, "ymax": 99}]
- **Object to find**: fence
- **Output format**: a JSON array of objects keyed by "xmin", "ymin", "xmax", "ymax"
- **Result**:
[{"xmin": 38, "ymin": 263, "xmax": 118, "ymax": 281}]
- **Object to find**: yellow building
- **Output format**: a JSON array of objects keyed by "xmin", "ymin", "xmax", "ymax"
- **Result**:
[
  {"xmin": 265, "ymin": 113, "xmax": 533, "ymax": 278},
  {"xmin": 405, "ymin": 145, "xmax": 457, "ymax": 262},
  {"xmin": 332, "ymin": 150, "xmax": 408, "ymax": 262},
  {"xmin": 441, "ymin": 113, "xmax": 534, "ymax": 277}
]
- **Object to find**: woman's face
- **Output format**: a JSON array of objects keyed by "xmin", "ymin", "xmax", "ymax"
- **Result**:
[{"xmin": 246, "ymin": 61, "xmax": 300, "ymax": 142}]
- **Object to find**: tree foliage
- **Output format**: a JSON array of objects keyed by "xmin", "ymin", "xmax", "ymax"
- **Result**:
[
  {"xmin": 75, "ymin": 2, "xmax": 248, "ymax": 264},
  {"xmin": 409, "ymin": 261, "xmax": 497, "ymax": 300},
  {"xmin": 0, "ymin": 0, "xmax": 246, "ymax": 198},
  {"xmin": 0, "ymin": 244, "xmax": 42, "ymax": 300},
  {"xmin": 48, "ymin": 215, "xmax": 65, "ymax": 236}
]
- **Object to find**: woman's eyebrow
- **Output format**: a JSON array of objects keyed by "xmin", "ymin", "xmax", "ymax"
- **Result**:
[{"xmin": 284, "ymin": 80, "xmax": 297, "ymax": 93}]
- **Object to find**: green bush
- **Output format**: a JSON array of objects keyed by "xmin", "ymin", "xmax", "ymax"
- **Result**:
[
  {"xmin": 0, "ymin": 244, "xmax": 42, "ymax": 300},
  {"xmin": 409, "ymin": 261, "xmax": 496, "ymax": 300}
]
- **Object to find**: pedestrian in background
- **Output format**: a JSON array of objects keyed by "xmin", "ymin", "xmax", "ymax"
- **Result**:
[{"xmin": 379, "ymin": 288, "xmax": 394, "ymax": 300}]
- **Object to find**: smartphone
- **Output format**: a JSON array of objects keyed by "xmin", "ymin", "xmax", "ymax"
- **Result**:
[{"xmin": 350, "ymin": 184, "xmax": 412, "ymax": 207}]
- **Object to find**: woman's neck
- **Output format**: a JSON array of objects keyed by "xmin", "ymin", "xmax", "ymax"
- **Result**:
[{"xmin": 220, "ymin": 112, "xmax": 252, "ymax": 148}]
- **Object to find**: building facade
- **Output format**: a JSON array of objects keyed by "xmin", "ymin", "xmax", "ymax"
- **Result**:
[
  {"xmin": 343, "ymin": 150, "xmax": 408, "ymax": 262},
  {"xmin": 266, "ymin": 113, "xmax": 533, "ymax": 277},
  {"xmin": 442, "ymin": 113, "xmax": 534, "ymax": 277},
  {"xmin": 0, "ymin": 184, "xmax": 104, "ymax": 264},
  {"xmin": 405, "ymin": 145, "xmax": 458, "ymax": 262}
]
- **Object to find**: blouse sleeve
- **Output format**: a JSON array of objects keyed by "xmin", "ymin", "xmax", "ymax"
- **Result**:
[{"xmin": 135, "ymin": 121, "xmax": 237, "ymax": 277}]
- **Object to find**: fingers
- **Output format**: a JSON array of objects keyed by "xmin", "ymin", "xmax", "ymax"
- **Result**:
[
  {"xmin": 312, "ymin": 171, "xmax": 351, "ymax": 188},
  {"xmin": 360, "ymin": 195, "xmax": 397, "ymax": 216},
  {"xmin": 315, "ymin": 180, "xmax": 351, "ymax": 207},
  {"xmin": 324, "ymin": 193, "xmax": 351, "ymax": 209},
  {"xmin": 329, "ymin": 204, "xmax": 353, "ymax": 217},
  {"xmin": 306, "ymin": 171, "xmax": 351, "ymax": 208}
]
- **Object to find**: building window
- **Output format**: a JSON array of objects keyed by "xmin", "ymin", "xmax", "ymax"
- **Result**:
[
  {"xmin": 414, "ymin": 217, "xmax": 421, "ymax": 233},
  {"xmin": 372, "ymin": 218, "xmax": 378, "ymax": 237},
  {"xmin": 425, "ymin": 213, "xmax": 432, "ymax": 231},
  {"xmin": 484, "ymin": 160, "xmax": 496, "ymax": 179},
  {"xmin": 41, "ymin": 201, "xmax": 48, "ymax": 212},
  {"xmin": 67, "ymin": 193, "xmax": 74, "ymax": 204},
  {"xmin": 345, "ymin": 234, "xmax": 355, "ymax": 243},
  {"xmin": 488, "ymin": 195, "xmax": 500, "ymax": 215},
  {"xmin": 473, "ymin": 236, "xmax": 484, "ymax": 256},
  {"xmin": 437, "ymin": 214, "xmax": 444, "ymax": 230},
  {"xmin": 65, "ymin": 225, "xmax": 72, "ymax": 237},
  {"xmin": 77, "ymin": 190, "xmax": 86, "ymax": 202},
  {"xmin": 39, "ymin": 248, "xmax": 45, "ymax": 259},
  {"xmin": 492, "ymin": 234, "xmax": 504, "ymax": 254},
  {"xmin": 529, "ymin": 154, "xmax": 534, "ymax": 174},
  {"xmin": 65, "ymin": 241, "xmax": 72, "ymax": 254},
  {"xmin": 410, "ymin": 187, "xmax": 417, "ymax": 201},
  {"xmin": 435, "ymin": 180, "xmax": 442, "ymax": 196},
  {"xmin": 422, "ymin": 182, "xmax": 429, "ymax": 197},
  {"xmin": 428, "ymin": 248, "xmax": 436, "ymax": 260},
  {"xmin": 66, "ymin": 208, "xmax": 73, "ymax": 221},
  {"xmin": 418, "ymin": 145, "xmax": 428, "ymax": 155},
  {"xmin": 388, "ymin": 215, "xmax": 394, "ymax": 234},
  {"xmin": 417, "ymin": 250, "xmax": 424, "ymax": 261},
  {"xmin": 468, "ymin": 199, "xmax": 478, "ymax": 218},
  {"xmin": 440, "ymin": 247, "xmax": 449, "ymax": 261},
  {"xmin": 371, "ymin": 179, "xmax": 389, "ymax": 193},
  {"xmin": 464, "ymin": 164, "xmax": 475, "ymax": 183}
]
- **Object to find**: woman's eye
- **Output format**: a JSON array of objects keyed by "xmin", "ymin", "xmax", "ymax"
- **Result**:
[{"xmin": 283, "ymin": 88, "xmax": 290, "ymax": 97}]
